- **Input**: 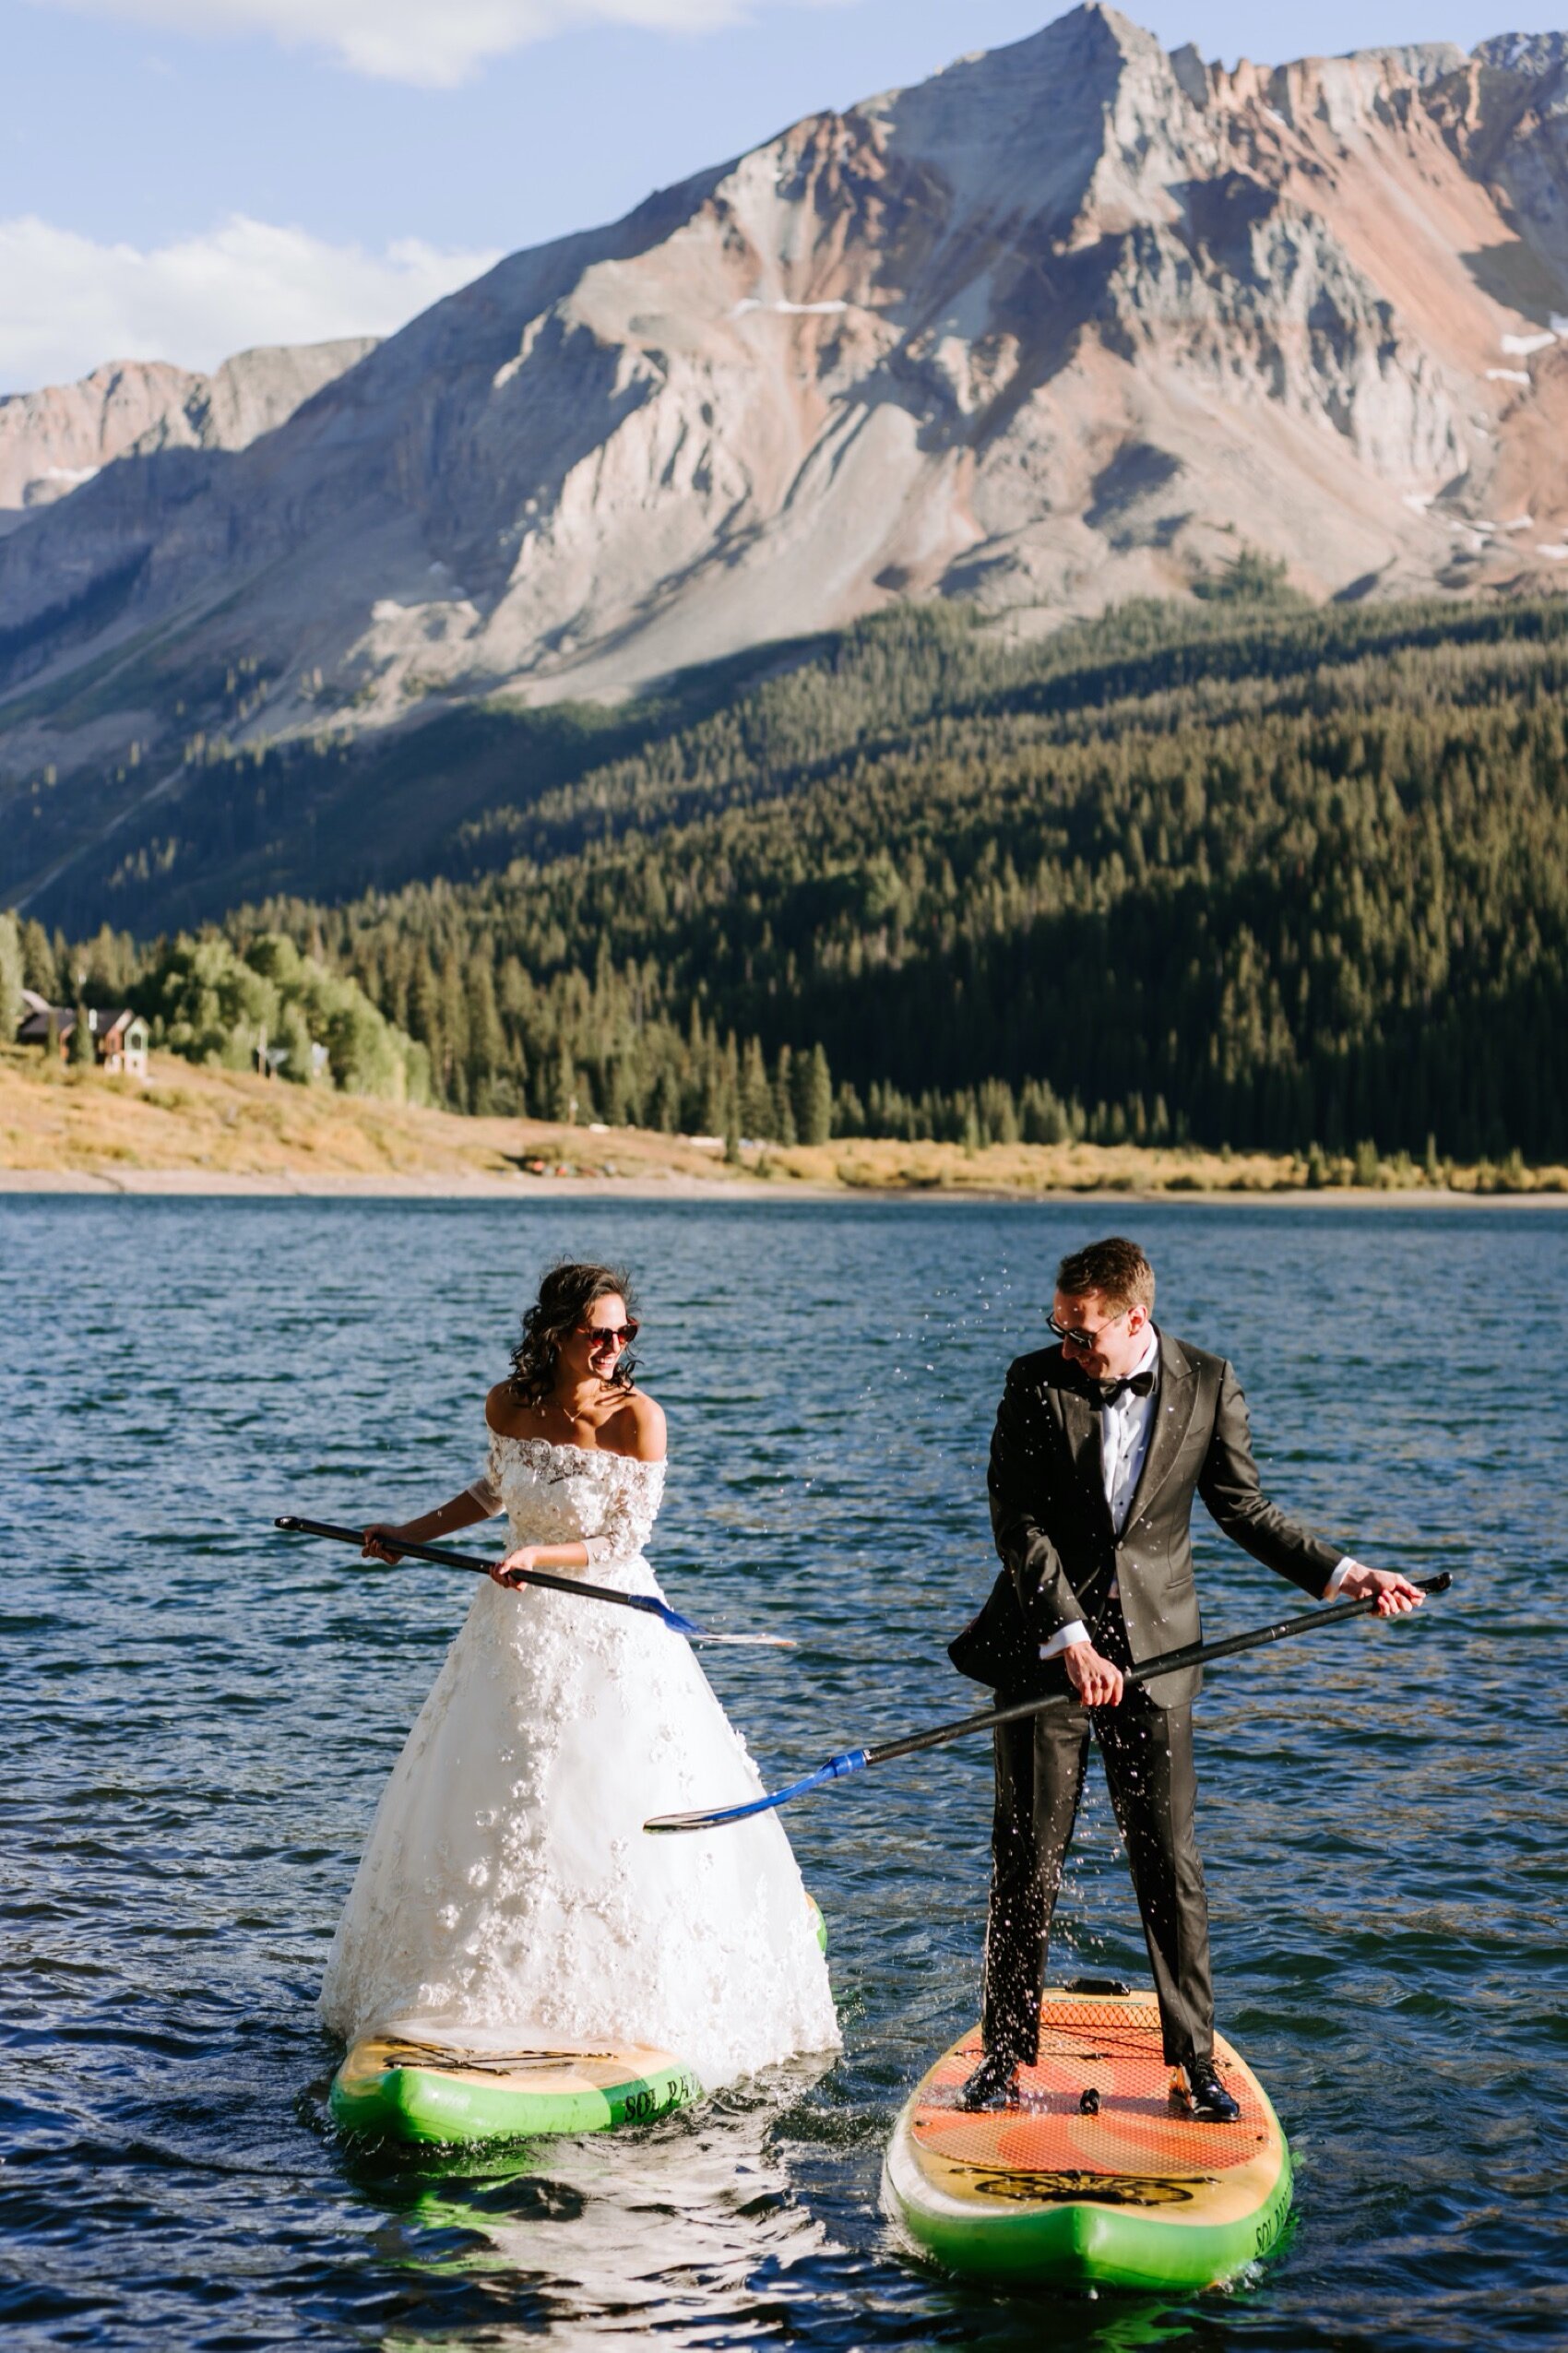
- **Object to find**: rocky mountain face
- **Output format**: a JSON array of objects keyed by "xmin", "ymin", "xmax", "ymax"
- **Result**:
[
  {"xmin": 5, "ymin": 6, "xmax": 1568, "ymax": 921},
  {"xmin": 0, "ymin": 340, "xmax": 377, "ymax": 531}
]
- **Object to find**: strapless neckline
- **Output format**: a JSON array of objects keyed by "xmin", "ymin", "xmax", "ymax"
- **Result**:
[{"xmin": 487, "ymin": 1430, "xmax": 660, "ymax": 1474}]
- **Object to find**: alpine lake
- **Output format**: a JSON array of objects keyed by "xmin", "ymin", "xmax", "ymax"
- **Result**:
[{"xmin": 5, "ymin": 1194, "xmax": 1563, "ymax": 2351}]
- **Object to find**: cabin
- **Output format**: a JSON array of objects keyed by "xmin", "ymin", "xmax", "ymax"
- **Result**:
[{"xmin": 17, "ymin": 991, "xmax": 150, "ymax": 1076}]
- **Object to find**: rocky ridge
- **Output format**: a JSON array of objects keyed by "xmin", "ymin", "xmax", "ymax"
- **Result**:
[
  {"xmin": 3, "ymin": 6, "xmax": 1568, "ymax": 917},
  {"xmin": 0, "ymin": 339, "xmax": 377, "ymax": 531}
]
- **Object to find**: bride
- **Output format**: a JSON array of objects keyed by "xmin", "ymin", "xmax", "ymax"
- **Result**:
[{"xmin": 319, "ymin": 1260, "xmax": 839, "ymax": 2091}]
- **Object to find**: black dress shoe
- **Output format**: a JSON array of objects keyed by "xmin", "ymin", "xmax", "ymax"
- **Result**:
[
  {"xmin": 1172, "ymin": 2058, "xmax": 1241, "ymax": 2122},
  {"xmin": 956, "ymin": 2052, "xmax": 1022, "ymax": 2111}
]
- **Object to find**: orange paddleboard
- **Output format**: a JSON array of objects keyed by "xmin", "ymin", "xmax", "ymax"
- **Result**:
[{"xmin": 883, "ymin": 1983, "xmax": 1292, "ymax": 2289}]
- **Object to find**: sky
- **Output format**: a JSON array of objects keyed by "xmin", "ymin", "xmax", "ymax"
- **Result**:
[{"xmin": 4, "ymin": 0, "xmax": 1564, "ymax": 391}]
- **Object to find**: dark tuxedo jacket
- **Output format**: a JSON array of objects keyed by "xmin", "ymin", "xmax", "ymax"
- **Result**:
[{"xmin": 949, "ymin": 1329, "xmax": 1344, "ymax": 1707}]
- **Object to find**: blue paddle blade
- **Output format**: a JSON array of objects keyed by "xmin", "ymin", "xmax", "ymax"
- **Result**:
[
  {"xmin": 637, "ymin": 1598, "xmax": 700, "ymax": 1634},
  {"xmin": 643, "ymin": 1749, "xmax": 870, "ymax": 1834}
]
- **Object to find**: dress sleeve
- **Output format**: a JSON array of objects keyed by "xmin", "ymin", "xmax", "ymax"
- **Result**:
[
  {"xmin": 465, "ymin": 1432, "xmax": 505, "ymax": 1519},
  {"xmin": 582, "ymin": 1460, "xmax": 666, "ymax": 1563}
]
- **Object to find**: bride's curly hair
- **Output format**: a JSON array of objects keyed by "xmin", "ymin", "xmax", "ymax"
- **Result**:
[{"xmin": 508, "ymin": 1261, "xmax": 639, "ymax": 1405}]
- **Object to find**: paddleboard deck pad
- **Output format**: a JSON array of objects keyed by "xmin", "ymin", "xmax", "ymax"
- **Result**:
[{"xmin": 884, "ymin": 1984, "xmax": 1292, "ymax": 2290}]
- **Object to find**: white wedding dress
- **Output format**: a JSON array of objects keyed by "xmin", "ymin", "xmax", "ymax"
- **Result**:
[{"xmin": 319, "ymin": 1430, "xmax": 840, "ymax": 2090}]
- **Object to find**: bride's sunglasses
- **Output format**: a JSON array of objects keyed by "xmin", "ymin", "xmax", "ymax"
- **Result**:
[{"xmin": 580, "ymin": 1320, "xmax": 638, "ymax": 1349}]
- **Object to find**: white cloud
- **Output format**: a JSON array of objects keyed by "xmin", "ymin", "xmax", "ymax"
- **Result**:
[
  {"xmin": 0, "ymin": 214, "xmax": 502, "ymax": 391},
  {"xmin": 40, "ymin": 0, "xmax": 845, "ymax": 88}
]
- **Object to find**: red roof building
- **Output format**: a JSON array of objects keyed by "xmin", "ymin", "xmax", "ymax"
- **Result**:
[{"xmin": 16, "ymin": 997, "xmax": 149, "ymax": 1076}]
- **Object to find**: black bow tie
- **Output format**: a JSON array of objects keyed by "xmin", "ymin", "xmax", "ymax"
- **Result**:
[{"xmin": 1091, "ymin": 1369, "xmax": 1156, "ymax": 1408}]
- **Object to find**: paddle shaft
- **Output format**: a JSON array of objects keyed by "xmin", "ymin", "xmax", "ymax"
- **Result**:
[
  {"xmin": 865, "ymin": 1570, "xmax": 1455, "ymax": 1767},
  {"xmin": 641, "ymin": 1570, "xmax": 1454, "ymax": 1831},
  {"xmin": 276, "ymin": 1515, "xmax": 687, "ymax": 1625}
]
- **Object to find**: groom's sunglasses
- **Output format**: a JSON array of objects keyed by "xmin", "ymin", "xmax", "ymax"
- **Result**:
[
  {"xmin": 581, "ymin": 1320, "xmax": 638, "ymax": 1348},
  {"xmin": 1048, "ymin": 1308, "xmax": 1127, "ymax": 1350}
]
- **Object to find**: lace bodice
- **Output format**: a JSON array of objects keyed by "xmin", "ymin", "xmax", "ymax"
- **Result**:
[{"xmin": 468, "ymin": 1432, "xmax": 665, "ymax": 1567}]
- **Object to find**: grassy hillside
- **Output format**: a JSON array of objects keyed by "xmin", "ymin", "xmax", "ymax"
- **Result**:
[
  {"xmin": 6, "ymin": 1049, "xmax": 1561, "ymax": 1195},
  {"xmin": 0, "ymin": 1048, "xmax": 742, "ymax": 1190}
]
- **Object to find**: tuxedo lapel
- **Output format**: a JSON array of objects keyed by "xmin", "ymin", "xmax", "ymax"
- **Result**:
[
  {"xmin": 1053, "ymin": 1375, "xmax": 1111, "ymax": 1533},
  {"xmin": 1124, "ymin": 1330, "xmax": 1199, "ymax": 1528}
]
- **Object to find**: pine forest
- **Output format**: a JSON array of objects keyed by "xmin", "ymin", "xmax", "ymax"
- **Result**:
[{"xmin": 15, "ymin": 584, "xmax": 1568, "ymax": 1165}]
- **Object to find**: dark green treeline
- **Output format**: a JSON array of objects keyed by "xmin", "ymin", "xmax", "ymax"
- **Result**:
[{"xmin": 35, "ymin": 594, "xmax": 1568, "ymax": 1159}]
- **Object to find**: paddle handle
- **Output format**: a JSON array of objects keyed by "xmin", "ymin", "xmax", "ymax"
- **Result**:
[
  {"xmin": 273, "ymin": 1515, "xmax": 795, "ymax": 1648},
  {"xmin": 866, "ymin": 1572, "xmax": 1454, "ymax": 1766},
  {"xmin": 274, "ymin": 1515, "xmax": 686, "ymax": 1624}
]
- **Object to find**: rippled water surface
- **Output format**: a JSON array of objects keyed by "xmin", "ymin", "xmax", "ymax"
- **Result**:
[{"xmin": 5, "ymin": 1196, "xmax": 1565, "ymax": 2349}]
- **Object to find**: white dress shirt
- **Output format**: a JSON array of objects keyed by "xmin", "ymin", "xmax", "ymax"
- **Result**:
[
  {"xmin": 1100, "ymin": 1327, "xmax": 1162, "ymax": 1537},
  {"xmin": 1039, "ymin": 1328, "xmax": 1159, "ymax": 1661},
  {"xmin": 1039, "ymin": 1331, "xmax": 1359, "ymax": 1660}
]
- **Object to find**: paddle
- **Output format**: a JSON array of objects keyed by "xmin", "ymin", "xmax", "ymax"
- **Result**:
[
  {"xmin": 274, "ymin": 1515, "xmax": 794, "ymax": 1648},
  {"xmin": 643, "ymin": 1570, "xmax": 1453, "ymax": 1832}
]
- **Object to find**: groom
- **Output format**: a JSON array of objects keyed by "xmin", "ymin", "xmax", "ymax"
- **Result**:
[{"xmin": 949, "ymin": 1235, "xmax": 1422, "ymax": 2118}]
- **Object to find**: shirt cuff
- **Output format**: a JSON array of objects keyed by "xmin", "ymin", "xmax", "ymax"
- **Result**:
[
  {"xmin": 465, "ymin": 1477, "xmax": 504, "ymax": 1518},
  {"xmin": 1324, "ymin": 1556, "xmax": 1360, "ymax": 1598},
  {"xmin": 1039, "ymin": 1620, "xmax": 1089, "ymax": 1660}
]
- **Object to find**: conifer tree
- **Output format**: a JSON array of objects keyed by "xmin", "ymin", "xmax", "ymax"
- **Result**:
[
  {"xmin": 20, "ymin": 918, "xmax": 56, "ymax": 999},
  {"xmin": 552, "ymin": 1040, "xmax": 576, "ymax": 1123},
  {"xmin": 654, "ymin": 1068, "xmax": 681, "ymax": 1134},
  {"xmin": 467, "ymin": 957, "xmax": 505, "ymax": 1091},
  {"xmin": 0, "ymin": 912, "xmax": 23, "ymax": 1042},
  {"xmin": 740, "ymin": 1035, "xmax": 773, "ymax": 1139},
  {"xmin": 773, "ymin": 1046, "xmax": 797, "ymax": 1146},
  {"xmin": 799, "ymin": 1043, "xmax": 833, "ymax": 1146}
]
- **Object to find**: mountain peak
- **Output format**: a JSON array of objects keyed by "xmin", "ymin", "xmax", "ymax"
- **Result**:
[{"xmin": 4, "ymin": 5, "xmax": 1568, "ymax": 920}]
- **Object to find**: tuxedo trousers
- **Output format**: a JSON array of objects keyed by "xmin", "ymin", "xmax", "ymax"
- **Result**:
[{"xmin": 980, "ymin": 1618, "xmax": 1214, "ymax": 2069}]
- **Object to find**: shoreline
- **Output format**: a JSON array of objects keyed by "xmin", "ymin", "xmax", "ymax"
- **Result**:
[
  {"xmin": 4, "ymin": 1053, "xmax": 1562, "ymax": 1206},
  {"xmin": 3, "ymin": 1166, "xmax": 1563, "ymax": 1206},
  {"xmin": 0, "ymin": 1165, "xmax": 759, "ymax": 1199}
]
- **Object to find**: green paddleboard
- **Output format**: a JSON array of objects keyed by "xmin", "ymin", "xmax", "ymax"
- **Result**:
[
  {"xmin": 329, "ymin": 2026, "xmax": 703, "ymax": 2143},
  {"xmin": 330, "ymin": 1894, "xmax": 827, "ymax": 2145}
]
